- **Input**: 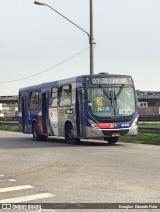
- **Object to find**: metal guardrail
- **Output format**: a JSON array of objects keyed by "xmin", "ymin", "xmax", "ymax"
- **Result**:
[
  {"xmin": 0, "ymin": 120, "xmax": 160, "ymax": 134},
  {"xmin": 2, "ymin": 116, "xmax": 160, "ymax": 122},
  {"xmin": 138, "ymin": 127, "xmax": 160, "ymax": 134},
  {"xmin": 139, "ymin": 115, "xmax": 160, "ymax": 122},
  {"xmin": 0, "ymin": 122, "xmax": 18, "ymax": 126}
]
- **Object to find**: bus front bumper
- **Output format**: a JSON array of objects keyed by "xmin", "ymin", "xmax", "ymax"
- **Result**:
[{"xmin": 86, "ymin": 125, "xmax": 138, "ymax": 138}]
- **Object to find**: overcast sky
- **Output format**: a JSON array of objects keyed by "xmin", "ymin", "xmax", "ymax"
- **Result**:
[{"xmin": 0, "ymin": 0, "xmax": 160, "ymax": 96}]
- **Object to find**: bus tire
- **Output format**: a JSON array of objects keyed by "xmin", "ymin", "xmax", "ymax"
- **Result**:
[
  {"xmin": 65, "ymin": 123, "xmax": 79, "ymax": 144},
  {"xmin": 104, "ymin": 137, "xmax": 118, "ymax": 144},
  {"xmin": 32, "ymin": 123, "xmax": 42, "ymax": 141},
  {"xmin": 41, "ymin": 135, "xmax": 48, "ymax": 141}
]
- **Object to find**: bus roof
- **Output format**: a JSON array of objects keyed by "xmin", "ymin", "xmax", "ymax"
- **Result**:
[{"xmin": 19, "ymin": 73, "xmax": 133, "ymax": 93}]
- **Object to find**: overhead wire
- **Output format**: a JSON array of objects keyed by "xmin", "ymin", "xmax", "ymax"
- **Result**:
[{"xmin": 0, "ymin": 46, "xmax": 89, "ymax": 84}]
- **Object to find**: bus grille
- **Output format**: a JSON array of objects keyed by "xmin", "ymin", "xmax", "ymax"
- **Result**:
[{"xmin": 102, "ymin": 129, "xmax": 129, "ymax": 136}]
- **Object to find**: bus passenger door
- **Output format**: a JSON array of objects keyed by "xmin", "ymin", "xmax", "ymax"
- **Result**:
[
  {"xmin": 76, "ymin": 88, "xmax": 86, "ymax": 137},
  {"xmin": 42, "ymin": 93, "xmax": 52, "ymax": 135},
  {"xmin": 22, "ymin": 97, "xmax": 27, "ymax": 133}
]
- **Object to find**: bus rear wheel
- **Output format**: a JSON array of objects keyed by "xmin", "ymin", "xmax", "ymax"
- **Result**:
[
  {"xmin": 104, "ymin": 137, "xmax": 118, "ymax": 144},
  {"xmin": 32, "ymin": 123, "xmax": 48, "ymax": 141},
  {"xmin": 65, "ymin": 123, "xmax": 79, "ymax": 144},
  {"xmin": 33, "ymin": 123, "xmax": 41, "ymax": 141}
]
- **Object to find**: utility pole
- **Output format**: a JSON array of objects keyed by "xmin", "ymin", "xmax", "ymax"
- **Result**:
[
  {"xmin": 90, "ymin": 0, "xmax": 94, "ymax": 75},
  {"xmin": 34, "ymin": 1, "xmax": 95, "ymax": 75}
]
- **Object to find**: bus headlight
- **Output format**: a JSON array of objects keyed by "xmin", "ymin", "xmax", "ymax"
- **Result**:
[{"xmin": 88, "ymin": 119, "xmax": 99, "ymax": 129}]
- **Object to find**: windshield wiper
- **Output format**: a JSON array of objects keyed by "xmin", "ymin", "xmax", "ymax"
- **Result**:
[
  {"xmin": 98, "ymin": 85, "xmax": 111, "ymax": 100},
  {"xmin": 115, "ymin": 85, "xmax": 124, "ymax": 99},
  {"xmin": 114, "ymin": 90, "xmax": 117, "ymax": 108},
  {"xmin": 113, "ymin": 85, "xmax": 124, "ymax": 108},
  {"xmin": 98, "ymin": 84, "xmax": 125, "ymax": 109},
  {"xmin": 98, "ymin": 85, "xmax": 113, "ymax": 107}
]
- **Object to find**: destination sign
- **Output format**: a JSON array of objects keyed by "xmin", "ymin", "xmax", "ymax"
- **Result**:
[{"xmin": 90, "ymin": 77, "xmax": 133, "ymax": 85}]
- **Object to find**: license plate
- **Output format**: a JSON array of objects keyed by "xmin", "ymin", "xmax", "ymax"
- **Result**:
[{"xmin": 112, "ymin": 133, "xmax": 120, "ymax": 137}]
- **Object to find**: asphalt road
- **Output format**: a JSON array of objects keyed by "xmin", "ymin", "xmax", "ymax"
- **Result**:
[{"xmin": 0, "ymin": 130, "xmax": 160, "ymax": 211}]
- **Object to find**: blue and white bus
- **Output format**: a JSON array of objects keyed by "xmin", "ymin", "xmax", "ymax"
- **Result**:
[{"xmin": 19, "ymin": 73, "xmax": 138, "ymax": 144}]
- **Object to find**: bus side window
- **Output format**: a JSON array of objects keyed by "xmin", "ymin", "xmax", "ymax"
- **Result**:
[
  {"xmin": 51, "ymin": 87, "xmax": 59, "ymax": 107},
  {"xmin": 29, "ymin": 91, "xmax": 39, "ymax": 109},
  {"xmin": 60, "ymin": 85, "xmax": 72, "ymax": 107}
]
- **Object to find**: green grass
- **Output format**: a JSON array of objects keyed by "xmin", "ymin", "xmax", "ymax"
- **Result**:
[
  {"xmin": 0, "ymin": 125, "xmax": 19, "ymax": 132},
  {"xmin": 119, "ymin": 133, "xmax": 160, "ymax": 145}
]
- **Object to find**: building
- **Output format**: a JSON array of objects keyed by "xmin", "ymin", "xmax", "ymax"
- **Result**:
[
  {"xmin": 0, "ymin": 96, "xmax": 18, "ymax": 118},
  {"xmin": 0, "ymin": 92, "xmax": 160, "ymax": 117},
  {"xmin": 136, "ymin": 91, "xmax": 160, "ymax": 115}
]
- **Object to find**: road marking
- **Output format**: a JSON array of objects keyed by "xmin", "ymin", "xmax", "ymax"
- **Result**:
[
  {"xmin": 30, "ymin": 210, "xmax": 56, "ymax": 212},
  {"xmin": 0, "ymin": 193, "xmax": 55, "ymax": 203},
  {"xmin": 0, "ymin": 179, "xmax": 16, "ymax": 182},
  {"xmin": 8, "ymin": 179, "xmax": 16, "ymax": 182},
  {"xmin": 0, "ymin": 185, "xmax": 34, "ymax": 193},
  {"xmin": 0, "ymin": 175, "xmax": 16, "ymax": 182}
]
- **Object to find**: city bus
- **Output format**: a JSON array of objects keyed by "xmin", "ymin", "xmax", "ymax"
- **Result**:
[{"xmin": 18, "ymin": 73, "xmax": 138, "ymax": 144}]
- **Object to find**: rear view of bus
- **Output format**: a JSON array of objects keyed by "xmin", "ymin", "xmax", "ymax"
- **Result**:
[{"xmin": 84, "ymin": 74, "xmax": 138, "ymax": 144}]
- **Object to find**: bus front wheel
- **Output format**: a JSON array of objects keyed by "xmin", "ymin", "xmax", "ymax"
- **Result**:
[
  {"xmin": 104, "ymin": 137, "xmax": 118, "ymax": 144},
  {"xmin": 65, "ymin": 123, "xmax": 79, "ymax": 144}
]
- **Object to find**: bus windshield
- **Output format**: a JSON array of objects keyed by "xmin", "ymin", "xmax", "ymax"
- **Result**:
[{"xmin": 87, "ymin": 85, "xmax": 136, "ymax": 117}]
